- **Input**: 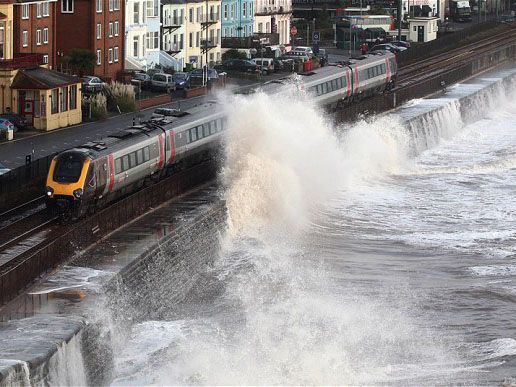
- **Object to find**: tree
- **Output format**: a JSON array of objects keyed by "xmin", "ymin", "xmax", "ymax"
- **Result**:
[
  {"xmin": 65, "ymin": 49, "xmax": 96, "ymax": 76},
  {"xmin": 222, "ymin": 49, "xmax": 248, "ymax": 61}
]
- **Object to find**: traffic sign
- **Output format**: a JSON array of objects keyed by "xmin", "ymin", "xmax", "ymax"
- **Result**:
[
  {"xmin": 312, "ymin": 31, "xmax": 320, "ymax": 42},
  {"xmin": 290, "ymin": 26, "xmax": 297, "ymax": 36}
]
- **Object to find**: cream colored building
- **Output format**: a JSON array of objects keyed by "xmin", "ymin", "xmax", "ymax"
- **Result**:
[
  {"xmin": 0, "ymin": 2, "xmax": 81, "ymax": 132},
  {"xmin": 162, "ymin": 0, "xmax": 222, "ymax": 70},
  {"xmin": 254, "ymin": 0, "xmax": 291, "ymax": 45}
]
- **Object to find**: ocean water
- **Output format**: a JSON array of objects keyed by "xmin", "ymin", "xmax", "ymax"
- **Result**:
[{"xmin": 111, "ymin": 69, "xmax": 516, "ymax": 385}]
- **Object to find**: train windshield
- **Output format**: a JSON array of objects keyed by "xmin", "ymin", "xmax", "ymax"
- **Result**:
[{"xmin": 53, "ymin": 153, "xmax": 85, "ymax": 183}]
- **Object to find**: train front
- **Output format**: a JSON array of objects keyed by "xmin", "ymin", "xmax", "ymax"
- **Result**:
[{"xmin": 45, "ymin": 150, "xmax": 92, "ymax": 218}]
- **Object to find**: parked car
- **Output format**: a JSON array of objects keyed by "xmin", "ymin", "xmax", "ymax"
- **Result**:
[
  {"xmin": 189, "ymin": 68, "xmax": 219, "ymax": 87},
  {"xmin": 282, "ymin": 51, "xmax": 311, "ymax": 62},
  {"xmin": 273, "ymin": 58, "xmax": 294, "ymax": 72},
  {"xmin": 370, "ymin": 43, "xmax": 405, "ymax": 54},
  {"xmin": 292, "ymin": 46, "xmax": 314, "ymax": 57},
  {"xmin": 172, "ymin": 72, "xmax": 190, "ymax": 89},
  {"xmin": 0, "ymin": 117, "xmax": 16, "ymax": 133},
  {"xmin": 151, "ymin": 73, "xmax": 176, "ymax": 92},
  {"xmin": 151, "ymin": 108, "xmax": 183, "ymax": 119},
  {"xmin": 0, "ymin": 113, "xmax": 29, "ymax": 130},
  {"xmin": 251, "ymin": 58, "xmax": 275, "ymax": 74},
  {"xmin": 391, "ymin": 40, "xmax": 411, "ymax": 49},
  {"xmin": 131, "ymin": 72, "xmax": 152, "ymax": 90},
  {"xmin": 0, "ymin": 162, "xmax": 10, "ymax": 176},
  {"xmin": 215, "ymin": 59, "xmax": 259, "ymax": 73},
  {"xmin": 81, "ymin": 76, "xmax": 106, "ymax": 93}
]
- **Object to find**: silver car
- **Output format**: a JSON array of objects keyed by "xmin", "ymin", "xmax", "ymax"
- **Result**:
[{"xmin": 151, "ymin": 73, "xmax": 176, "ymax": 92}]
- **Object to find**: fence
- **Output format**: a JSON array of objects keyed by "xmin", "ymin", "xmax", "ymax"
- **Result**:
[
  {"xmin": 397, "ymin": 20, "xmax": 505, "ymax": 66},
  {"xmin": 0, "ymin": 155, "xmax": 55, "ymax": 211}
]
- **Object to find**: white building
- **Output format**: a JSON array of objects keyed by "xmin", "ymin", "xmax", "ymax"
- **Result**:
[
  {"xmin": 402, "ymin": 0, "xmax": 446, "ymax": 21},
  {"xmin": 162, "ymin": 0, "xmax": 187, "ymax": 71},
  {"xmin": 254, "ymin": 0, "xmax": 292, "ymax": 45},
  {"xmin": 126, "ymin": 0, "xmax": 170, "ymax": 71}
]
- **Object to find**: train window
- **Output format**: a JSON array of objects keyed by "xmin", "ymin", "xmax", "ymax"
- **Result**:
[
  {"xmin": 143, "ymin": 147, "xmax": 150, "ymax": 162},
  {"xmin": 197, "ymin": 125, "xmax": 203, "ymax": 139},
  {"xmin": 203, "ymin": 123, "xmax": 209, "ymax": 137},
  {"xmin": 136, "ymin": 149, "xmax": 143, "ymax": 164},
  {"xmin": 332, "ymin": 79, "xmax": 338, "ymax": 90},
  {"xmin": 129, "ymin": 152, "xmax": 136, "ymax": 168},
  {"xmin": 115, "ymin": 158, "xmax": 122, "ymax": 174},
  {"xmin": 209, "ymin": 121, "xmax": 216, "ymax": 135},
  {"xmin": 315, "ymin": 84, "xmax": 321, "ymax": 95},
  {"xmin": 381, "ymin": 64, "xmax": 386, "ymax": 74},
  {"xmin": 322, "ymin": 82, "xmax": 327, "ymax": 94},
  {"xmin": 53, "ymin": 153, "xmax": 84, "ymax": 183},
  {"xmin": 190, "ymin": 128, "xmax": 197, "ymax": 142},
  {"xmin": 166, "ymin": 137, "xmax": 171, "ymax": 151},
  {"xmin": 122, "ymin": 155, "xmax": 129, "ymax": 172}
]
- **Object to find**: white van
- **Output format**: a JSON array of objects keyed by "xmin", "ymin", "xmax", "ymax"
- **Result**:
[
  {"xmin": 251, "ymin": 58, "xmax": 275, "ymax": 74},
  {"xmin": 151, "ymin": 73, "xmax": 176, "ymax": 92},
  {"xmin": 292, "ymin": 46, "xmax": 314, "ymax": 57}
]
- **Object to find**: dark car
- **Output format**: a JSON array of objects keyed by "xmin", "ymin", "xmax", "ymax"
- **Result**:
[
  {"xmin": 391, "ymin": 40, "xmax": 411, "ymax": 49},
  {"xmin": 172, "ymin": 72, "xmax": 190, "ymax": 89},
  {"xmin": 189, "ymin": 68, "xmax": 219, "ymax": 87},
  {"xmin": 216, "ymin": 59, "xmax": 259, "ymax": 73},
  {"xmin": 0, "ymin": 113, "xmax": 29, "ymax": 130},
  {"xmin": 370, "ymin": 43, "xmax": 404, "ymax": 54},
  {"xmin": 131, "ymin": 72, "xmax": 151, "ymax": 90}
]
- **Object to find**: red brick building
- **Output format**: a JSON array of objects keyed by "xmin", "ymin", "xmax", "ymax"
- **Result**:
[
  {"xmin": 56, "ymin": 0, "xmax": 124, "ymax": 81},
  {"xmin": 12, "ymin": 0, "xmax": 56, "ymax": 68}
]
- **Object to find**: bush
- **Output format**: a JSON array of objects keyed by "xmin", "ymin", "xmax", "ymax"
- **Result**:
[
  {"xmin": 222, "ymin": 49, "xmax": 248, "ymax": 61},
  {"xmin": 85, "ymin": 93, "xmax": 107, "ymax": 120},
  {"xmin": 106, "ymin": 82, "xmax": 137, "ymax": 113}
]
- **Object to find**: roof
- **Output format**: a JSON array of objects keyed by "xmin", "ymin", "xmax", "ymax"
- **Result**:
[{"xmin": 11, "ymin": 68, "xmax": 80, "ymax": 90}]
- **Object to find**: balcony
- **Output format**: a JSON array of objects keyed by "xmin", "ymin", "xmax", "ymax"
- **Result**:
[
  {"xmin": 163, "ymin": 16, "xmax": 183, "ymax": 27},
  {"xmin": 201, "ymin": 39, "xmax": 218, "ymax": 53},
  {"xmin": 166, "ymin": 43, "xmax": 183, "ymax": 55},
  {"xmin": 255, "ymin": 6, "xmax": 291, "ymax": 15},
  {"xmin": 200, "ymin": 13, "xmax": 220, "ymax": 25},
  {"xmin": 0, "ymin": 54, "xmax": 44, "ymax": 70},
  {"xmin": 221, "ymin": 33, "xmax": 279, "ymax": 49}
]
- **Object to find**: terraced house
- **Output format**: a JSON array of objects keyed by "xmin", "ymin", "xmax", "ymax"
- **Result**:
[
  {"xmin": 0, "ymin": 0, "xmax": 81, "ymax": 131},
  {"xmin": 221, "ymin": 0, "xmax": 254, "ymax": 38},
  {"xmin": 13, "ymin": 0, "xmax": 56, "ymax": 68},
  {"xmin": 56, "ymin": 0, "xmax": 125, "ymax": 81},
  {"xmin": 254, "ymin": 0, "xmax": 291, "ymax": 45},
  {"xmin": 162, "ymin": 0, "xmax": 221, "ymax": 70}
]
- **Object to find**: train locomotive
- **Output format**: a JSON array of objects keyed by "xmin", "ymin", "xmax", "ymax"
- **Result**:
[{"xmin": 46, "ymin": 51, "xmax": 397, "ymax": 219}]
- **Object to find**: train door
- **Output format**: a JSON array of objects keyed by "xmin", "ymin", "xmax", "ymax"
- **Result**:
[{"xmin": 94, "ymin": 157, "xmax": 108, "ymax": 197}]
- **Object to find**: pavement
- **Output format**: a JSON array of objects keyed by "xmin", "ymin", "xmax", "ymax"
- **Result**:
[{"xmin": 0, "ymin": 73, "xmax": 287, "ymax": 169}]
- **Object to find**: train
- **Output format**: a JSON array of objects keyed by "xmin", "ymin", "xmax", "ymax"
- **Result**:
[{"xmin": 45, "ymin": 51, "xmax": 397, "ymax": 219}]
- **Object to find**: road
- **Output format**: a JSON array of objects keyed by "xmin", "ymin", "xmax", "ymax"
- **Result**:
[{"xmin": 0, "ymin": 75, "xmax": 283, "ymax": 169}]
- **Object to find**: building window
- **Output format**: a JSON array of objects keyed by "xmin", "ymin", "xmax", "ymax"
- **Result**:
[
  {"xmin": 224, "ymin": 4, "xmax": 228, "ymax": 19},
  {"xmin": 196, "ymin": 31, "xmax": 199, "ymax": 47},
  {"xmin": 60, "ymin": 87, "xmax": 68, "ymax": 112},
  {"xmin": 0, "ymin": 25, "xmax": 4, "ymax": 59},
  {"xmin": 96, "ymin": 0, "xmax": 102, "ymax": 13},
  {"xmin": 36, "ymin": 29, "xmax": 42, "ymax": 45},
  {"xmin": 37, "ymin": 2, "xmax": 42, "ymax": 18},
  {"xmin": 133, "ymin": 2, "xmax": 139, "ymax": 24},
  {"xmin": 146, "ymin": 0, "xmax": 155, "ymax": 17},
  {"xmin": 114, "ymin": 0, "xmax": 120, "ymax": 10},
  {"xmin": 243, "ymin": 2, "xmax": 247, "ymax": 17},
  {"xmin": 43, "ymin": 2, "xmax": 50, "ymax": 16},
  {"xmin": 189, "ymin": 8, "xmax": 193, "ymax": 22},
  {"xmin": 114, "ymin": 46, "xmax": 119, "ymax": 62},
  {"xmin": 22, "ymin": 4, "xmax": 29, "ymax": 19},
  {"xmin": 96, "ymin": 23, "xmax": 102, "ymax": 39},
  {"xmin": 43, "ymin": 28, "xmax": 48, "ymax": 44},
  {"xmin": 189, "ymin": 32, "xmax": 192, "ymax": 48},
  {"xmin": 96, "ymin": 49, "xmax": 101, "ymax": 65},
  {"xmin": 114, "ymin": 21, "xmax": 119, "ymax": 36},
  {"xmin": 43, "ymin": 54, "xmax": 48, "ymax": 63},
  {"xmin": 133, "ymin": 36, "xmax": 139, "ymax": 57},
  {"xmin": 108, "ymin": 48, "xmax": 113, "ymax": 63},
  {"xmin": 69, "ymin": 85, "xmax": 77, "ymax": 110},
  {"xmin": 145, "ymin": 32, "xmax": 159, "ymax": 49},
  {"xmin": 22, "ymin": 30, "xmax": 28, "ymax": 47},
  {"xmin": 51, "ymin": 88, "xmax": 58, "ymax": 114},
  {"xmin": 109, "ymin": 22, "xmax": 113, "ymax": 37},
  {"xmin": 109, "ymin": 0, "xmax": 113, "ymax": 11},
  {"xmin": 61, "ymin": 0, "xmax": 73, "ymax": 13}
]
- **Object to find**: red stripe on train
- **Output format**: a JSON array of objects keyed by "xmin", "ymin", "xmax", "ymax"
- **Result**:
[
  {"xmin": 386, "ymin": 58, "xmax": 391, "ymax": 83},
  {"xmin": 108, "ymin": 154, "xmax": 115, "ymax": 192},
  {"xmin": 158, "ymin": 134, "xmax": 165, "ymax": 168},
  {"xmin": 354, "ymin": 67, "xmax": 360, "ymax": 94},
  {"xmin": 169, "ymin": 131, "xmax": 175, "ymax": 163},
  {"xmin": 346, "ymin": 71, "xmax": 351, "ymax": 97}
]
